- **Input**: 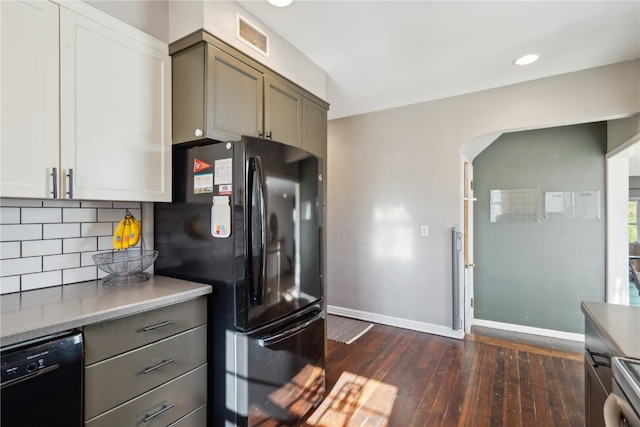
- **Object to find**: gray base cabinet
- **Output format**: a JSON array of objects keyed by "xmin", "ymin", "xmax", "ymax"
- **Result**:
[
  {"xmin": 581, "ymin": 302, "xmax": 639, "ymax": 427},
  {"xmin": 83, "ymin": 297, "xmax": 207, "ymax": 426},
  {"xmin": 584, "ymin": 317, "xmax": 612, "ymax": 427}
]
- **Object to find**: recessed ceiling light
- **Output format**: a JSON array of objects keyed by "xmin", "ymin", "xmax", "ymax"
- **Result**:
[
  {"xmin": 267, "ymin": 0, "xmax": 293, "ymax": 6},
  {"xmin": 513, "ymin": 54, "xmax": 539, "ymax": 66}
]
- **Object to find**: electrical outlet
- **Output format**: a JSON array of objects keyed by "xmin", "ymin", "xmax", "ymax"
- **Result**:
[{"xmin": 420, "ymin": 225, "xmax": 429, "ymax": 237}]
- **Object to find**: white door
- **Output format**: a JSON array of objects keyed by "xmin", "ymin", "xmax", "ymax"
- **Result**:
[{"xmin": 463, "ymin": 160, "xmax": 475, "ymax": 333}]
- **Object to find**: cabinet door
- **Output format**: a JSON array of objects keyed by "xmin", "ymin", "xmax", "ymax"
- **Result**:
[
  {"xmin": 206, "ymin": 45, "xmax": 263, "ymax": 141},
  {"xmin": 172, "ymin": 44, "xmax": 206, "ymax": 144},
  {"xmin": 302, "ymin": 97, "xmax": 327, "ymax": 159},
  {"xmin": 59, "ymin": 8, "xmax": 171, "ymax": 202},
  {"xmin": 0, "ymin": 0, "xmax": 59, "ymax": 199},
  {"xmin": 264, "ymin": 75, "xmax": 302, "ymax": 147}
]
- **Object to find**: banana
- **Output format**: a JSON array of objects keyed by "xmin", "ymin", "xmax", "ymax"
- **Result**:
[
  {"xmin": 122, "ymin": 217, "xmax": 131, "ymax": 249},
  {"xmin": 129, "ymin": 215, "xmax": 141, "ymax": 247},
  {"xmin": 113, "ymin": 211, "xmax": 142, "ymax": 250},
  {"xmin": 113, "ymin": 217, "xmax": 126, "ymax": 250}
]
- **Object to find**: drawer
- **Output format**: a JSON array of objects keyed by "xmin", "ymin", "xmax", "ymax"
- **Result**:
[
  {"xmin": 168, "ymin": 404, "xmax": 206, "ymax": 427},
  {"xmin": 85, "ymin": 364, "xmax": 207, "ymax": 427},
  {"xmin": 84, "ymin": 297, "xmax": 207, "ymax": 364},
  {"xmin": 85, "ymin": 325, "xmax": 207, "ymax": 420}
]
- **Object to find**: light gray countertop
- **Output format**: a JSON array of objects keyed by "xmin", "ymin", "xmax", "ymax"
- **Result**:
[
  {"xmin": 0, "ymin": 276, "xmax": 212, "ymax": 347},
  {"xmin": 581, "ymin": 301, "xmax": 640, "ymax": 358}
]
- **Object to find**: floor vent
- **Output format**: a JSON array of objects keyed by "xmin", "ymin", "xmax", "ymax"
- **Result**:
[{"xmin": 237, "ymin": 14, "xmax": 269, "ymax": 56}]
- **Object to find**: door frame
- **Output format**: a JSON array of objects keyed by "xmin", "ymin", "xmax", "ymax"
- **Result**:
[
  {"xmin": 606, "ymin": 136, "xmax": 640, "ymax": 304},
  {"xmin": 462, "ymin": 158, "xmax": 475, "ymax": 333}
]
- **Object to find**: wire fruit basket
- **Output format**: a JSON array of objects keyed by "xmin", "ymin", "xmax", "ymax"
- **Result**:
[{"xmin": 93, "ymin": 249, "xmax": 158, "ymax": 285}]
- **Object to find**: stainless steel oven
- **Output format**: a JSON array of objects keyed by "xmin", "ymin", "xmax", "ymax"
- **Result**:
[
  {"xmin": 605, "ymin": 357, "xmax": 640, "ymax": 427},
  {"xmin": 1, "ymin": 330, "xmax": 84, "ymax": 427}
]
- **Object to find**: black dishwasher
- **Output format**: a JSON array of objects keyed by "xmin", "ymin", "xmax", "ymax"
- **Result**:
[{"xmin": 1, "ymin": 330, "xmax": 84, "ymax": 427}]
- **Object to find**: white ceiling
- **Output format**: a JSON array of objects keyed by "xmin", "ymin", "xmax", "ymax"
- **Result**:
[{"xmin": 237, "ymin": 0, "xmax": 640, "ymax": 120}]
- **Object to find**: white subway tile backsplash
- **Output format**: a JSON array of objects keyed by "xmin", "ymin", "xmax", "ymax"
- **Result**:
[
  {"xmin": 22, "ymin": 239, "xmax": 62, "ymax": 257},
  {"xmin": 0, "ymin": 199, "xmax": 42, "ymax": 207},
  {"xmin": 0, "ymin": 276, "xmax": 20, "ymax": 294},
  {"xmin": 43, "ymin": 200, "xmax": 80, "ymax": 208},
  {"xmin": 64, "ymin": 208, "xmax": 97, "ymax": 223},
  {"xmin": 1, "ymin": 257, "xmax": 42, "ymax": 276},
  {"xmin": 43, "ymin": 223, "xmax": 80, "ymax": 239},
  {"xmin": 43, "ymin": 253, "xmax": 80, "ymax": 271},
  {"xmin": 98, "ymin": 208, "xmax": 130, "ymax": 222},
  {"xmin": 98, "ymin": 235, "xmax": 114, "ymax": 250},
  {"xmin": 81, "ymin": 222, "xmax": 112, "ymax": 237},
  {"xmin": 0, "ymin": 198, "xmax": 141, "ymax": 293},
  {"xmin": 113, "ymin": 202, "xmax": 141, "ymax": 209},
  {"xmin": 81, "ymin": 201, "xmax": 112, "ymax": 208},
  {"xmin": 22, "ymin": 271, "xmax": 62, "ymax": 291},
  {"xmin": 63, "ymin": 266, "xmax": 97, "ymax": 284},
  {"xmin": 22, "ymin": 208, "xmax": 62, "ymax": 224},
  {"xmin": 63, "ymin": 237, "xmax": 97, "ymax": 254},
  {"xmin": 0, "ymin": 207, "xmax": 20, "ymax": 224},
  {"xmin": 0, "ymin": 224, "xmax": 42, "ymax": 241},
  {"xmin": 0, "ymin": 242, "xmax": 20, "ymax": 259},
  {"xmin": 81, "ymin": 251, "xmax": 101, "ymax": 267}
]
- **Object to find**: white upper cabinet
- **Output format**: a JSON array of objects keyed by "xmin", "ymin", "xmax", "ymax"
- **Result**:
[
  {"xmin": 1, "ymin": 0, "xmax": 60, "ymax": 199},
  {"xmin": 1, "ymin": 0, "xmax": 171, "ymax": 202},
  {"xmin": 59, "ymin": 6, "xmax": 171, "ymax": 202}
]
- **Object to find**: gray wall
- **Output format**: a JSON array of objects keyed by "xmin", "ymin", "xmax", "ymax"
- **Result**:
[
  {"xmin": 473, "ymin": 123, "xmax": 607, "ymax": 333},
  {"xmin": 328, "ymin": 62, "xmax": 637, "ymax": 338}
]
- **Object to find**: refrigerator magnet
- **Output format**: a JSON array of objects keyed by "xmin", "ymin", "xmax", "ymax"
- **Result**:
[
  {"xmin": 194, "ymin": 173, "xmax": 213, "ymax": 194},
  {"xmin": 215, "ymin": 158, "xmax": 233, "ymax": 185},
  {"xmin": 211, "ymin": 195, "xmax": 231, "ymax": 238}
]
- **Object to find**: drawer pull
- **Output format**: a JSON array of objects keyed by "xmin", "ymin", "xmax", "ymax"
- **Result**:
[
  {"xmin": 143, "ymin": 403, "xmax": 175, "ymax": 422},
  {"xmin": 142, "ymin": 320, "xmax": 174, "ymax": 331},
  {"xmin": 143, "ymin": 358, "xmax": 175, "ymax": 374},
  {"xmin": 585, "ymin": 349, "xmax": 611, "ymax": 367}
]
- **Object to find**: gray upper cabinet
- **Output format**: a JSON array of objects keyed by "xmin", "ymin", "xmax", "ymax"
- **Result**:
[
  {"xmin": 172, "ymin": 43, "xmax": 263, "ymax": 144},
  {"xmin": 302, "ymin": 97, "xmax": 328, "ymax": 159},
  {"xmin": 264, "ymin": 75, "xmax": 302, "ymax": 146},
  {"xmin": 170, "ymin": 31, "xmax": 329, "ymax": 156}
]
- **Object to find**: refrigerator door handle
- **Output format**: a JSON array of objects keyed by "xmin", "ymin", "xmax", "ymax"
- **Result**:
[
  {"xmin": 248, "ymin": 156, "xmax": 267, "ymax": 305},
  {"xmin": 258, "ymin": 310, "xmax": 324, "ymax": 347}
]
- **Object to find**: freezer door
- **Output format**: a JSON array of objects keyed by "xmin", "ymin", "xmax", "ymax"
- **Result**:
[
  {"xmin": 242, "ymin": 136, "xmax": 324, "ymax": 330},
  {"xmin": 230, "ymin": 307, "xmax": 326, "ymax": 426}
]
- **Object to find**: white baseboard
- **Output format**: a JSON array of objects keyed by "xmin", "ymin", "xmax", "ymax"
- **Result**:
[
  {"xmin": 327, "ymin": 305, "xmax": 465, "ymax": 340},
  {"xmin": 473, "ymin": 319, "xmax": 585, "ymax": 342}
]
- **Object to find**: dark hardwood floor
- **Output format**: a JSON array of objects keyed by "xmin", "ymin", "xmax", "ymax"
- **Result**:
[{"xmin": 304, "ymin": 323, "xmax": 584, "ymax": 427}]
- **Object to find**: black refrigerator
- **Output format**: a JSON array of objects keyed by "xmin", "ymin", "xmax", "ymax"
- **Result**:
[{"xmin": 154, "ymin": 136, "xmax": 325, "ymax": 426}]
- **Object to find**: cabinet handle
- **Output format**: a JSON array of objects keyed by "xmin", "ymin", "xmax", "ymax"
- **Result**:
[
  {"xmin": 66, "ymin": 168, "xmax": 74, "ymax": 199},
  {"xmin": 143, "ymin": 358, "xmax": 175, "ymax": 374},
  {"xmin": 142, "ymin": 320, "xmax": 174, "ymax": 331},
  {"xmin": 51, "ymin": 167, "xmax": 58, "ymax": 199},
  {"xmin": 194, "ymin": 128, "xmax": 203, "ymax": 137},
  {"xmin": 143, "ymin": 403, "xmax": 175, "ymax": 422},
  {"xmin": 258, "ymin": 131, "xmax": 264, "ymax": 138},
  {"xmin": 585, "ymin": 349, "xmax": 610, "ymax": 367},
  {"xmin": 266, "ymin": 131, "xmax": 272, "ymax": 139}
]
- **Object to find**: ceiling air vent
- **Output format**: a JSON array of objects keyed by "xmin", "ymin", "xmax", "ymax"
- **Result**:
[{"xmin": 237, "ymin": 14, "xmax": 269, "ymax": 56}]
